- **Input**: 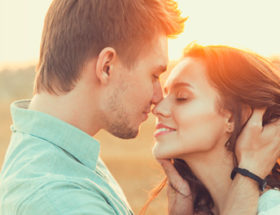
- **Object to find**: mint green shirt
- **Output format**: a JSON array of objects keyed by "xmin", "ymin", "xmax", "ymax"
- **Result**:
[
  {"xmin": 258, "ymin": 189, "xmax": 280, "ymax": 214},
  {"xmin": 0, "ymin": 100, "xmax": 133, "ymax": 215}
]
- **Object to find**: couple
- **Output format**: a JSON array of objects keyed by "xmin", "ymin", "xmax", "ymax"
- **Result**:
[{"xmin": 0, "ymin": 0, "xmax": 279, "ymax": 214}]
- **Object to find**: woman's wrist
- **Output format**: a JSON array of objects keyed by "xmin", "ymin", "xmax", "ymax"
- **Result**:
[
  {"xmin": 238, "ymin": 159, "xmax": 267, "ymax": 179},
  {"xmin": 231, "ymin": 167, "xmax": 268, "ymax": 192}
]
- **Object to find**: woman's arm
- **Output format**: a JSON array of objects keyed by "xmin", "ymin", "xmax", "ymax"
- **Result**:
[{"xmin": 222, "ymin": 109, "xmax": 280, "ymax": 215}]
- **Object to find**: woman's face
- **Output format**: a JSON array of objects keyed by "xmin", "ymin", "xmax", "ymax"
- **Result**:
[{"xmin": 152, "ymin": 57, "xmax": 231, "ymax": 159}]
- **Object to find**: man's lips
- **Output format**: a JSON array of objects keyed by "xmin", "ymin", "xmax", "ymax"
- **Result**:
[
  {"xmin": 143, "ymin": 108, "xmax": 151, "ymax": 114},
  {"xmin": 142, "ymin": 110, "xmax": 150, "ymax": 121},
  {"xmin": 154, "ymin": 123, "xmax": 176, "ymax": 137}
]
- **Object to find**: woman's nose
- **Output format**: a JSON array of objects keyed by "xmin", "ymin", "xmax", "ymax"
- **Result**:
[{"xmin": 152, "ymin": 98, "xmax": 171, "ymax": 118}]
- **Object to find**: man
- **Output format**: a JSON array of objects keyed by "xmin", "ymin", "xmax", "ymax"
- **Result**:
[{"xmin": 0, "ymin": 0, "xmax": 279, "ymax": 214}]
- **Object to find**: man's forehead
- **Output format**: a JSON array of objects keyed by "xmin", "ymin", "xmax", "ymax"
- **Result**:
[
  {"xmin": 150, "ymin": 34, "xmax": 168, "ymax": 60},
  {"xmin": 133, "ymin": 34, "xmax": 168, "ymax": 70}
]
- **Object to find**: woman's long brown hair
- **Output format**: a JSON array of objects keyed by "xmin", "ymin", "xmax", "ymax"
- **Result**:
[{"xmin": 140, "ymin": 44, "xmax": 280, "ymax": 214}]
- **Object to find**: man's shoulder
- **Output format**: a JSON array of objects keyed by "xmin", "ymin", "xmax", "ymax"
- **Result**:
[
  {"xmin": 1, "ymin": 130, "xmax": 132, "ymax": 214},
  {"xmin": 1, "ymin": 177, "xmax": 119, "ymax": 215},
  {"xmin": 2, "ymin": 131, "xmax": 69, "ymax": 176},
  {"xmin": 0, "ymin": 140, "xmax": 132, "ymax": 215}
]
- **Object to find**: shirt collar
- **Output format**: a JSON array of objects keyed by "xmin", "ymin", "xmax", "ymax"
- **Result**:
[{"xmin": 10, "ymin": 99, "xmax": 100, "ymax": 170}]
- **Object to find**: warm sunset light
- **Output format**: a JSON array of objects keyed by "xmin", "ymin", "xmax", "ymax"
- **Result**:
[
  {"xmin": 169, "ymin": 0, "xmax": 280, "ymax": 60},
  {"xmin": 1, "ymin": 2, "xmax": 280, "ymax": 215},
  {"xmin": 0, "ymin": 0, "xmax": 280, "ymax": 67}
]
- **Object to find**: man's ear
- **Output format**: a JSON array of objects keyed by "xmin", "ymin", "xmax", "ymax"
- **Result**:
[{"xmin": 95, "ymin": 47, "xmax": 116, "ymax": 84}]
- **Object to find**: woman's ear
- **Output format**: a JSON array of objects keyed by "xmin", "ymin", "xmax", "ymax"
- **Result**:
[
  {"xmin": 226, "ymin": 117, "xmax": 235, "ymax": 133},
  {"xmin": 95, "ymin": 47, "xmax": 116, "ymax": 84},
  {"xmin": 224, "ymin": 105, "xmax": 252, "ymax": 133},
  {"xmin": 223, "ymin": 109, "xmax": 235, "ymax": 133}
]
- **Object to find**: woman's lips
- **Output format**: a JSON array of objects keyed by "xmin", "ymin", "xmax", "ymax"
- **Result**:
[{"xmin": 154, "ymin": 123, "xmax": 176, "ymax": 137}]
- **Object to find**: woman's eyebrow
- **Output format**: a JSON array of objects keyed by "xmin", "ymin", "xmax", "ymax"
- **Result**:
[{"xmin": 164, "ymin": 82, "xmax": 193, "ymax": 94}]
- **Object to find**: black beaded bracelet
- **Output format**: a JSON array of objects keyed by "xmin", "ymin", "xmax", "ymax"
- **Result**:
[{"xmin": 230, "ymin": 167, "xmax": 267, "ymax": 192}]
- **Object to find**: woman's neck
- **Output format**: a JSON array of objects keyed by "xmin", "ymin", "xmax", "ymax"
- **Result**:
[{"xmin": 182, "ymin": 146, "xmax": 234, "ymax": 214}]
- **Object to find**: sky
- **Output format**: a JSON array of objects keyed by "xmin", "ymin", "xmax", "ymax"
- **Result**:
[{"xmin": 0, "ymin": 0, "xmax": 280, "ymax": 68}]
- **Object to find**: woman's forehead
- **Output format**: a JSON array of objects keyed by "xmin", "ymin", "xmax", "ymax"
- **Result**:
[{"xmin": 164, "ymin": 58, "xmax": 205, "ymax": 89}]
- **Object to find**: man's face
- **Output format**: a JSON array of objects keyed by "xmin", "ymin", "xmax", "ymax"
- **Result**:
[{"xmin": 103, "ymin": 34, "xmax": 168, "ymax": 139}]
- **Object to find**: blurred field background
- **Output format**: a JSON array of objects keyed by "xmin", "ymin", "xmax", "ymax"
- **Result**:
[
  {"xmin": 2, "ymin": 0, "xmax": 280, "ymax": 214},
  {"xmin": 0, "ymin": 64, "xmax": 171, "ymax": 214}
]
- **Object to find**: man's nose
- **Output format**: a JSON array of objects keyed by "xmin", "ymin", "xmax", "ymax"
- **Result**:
[{"xmin": 151, "ymin": 81, "xmax": 163, "ymax": 105}]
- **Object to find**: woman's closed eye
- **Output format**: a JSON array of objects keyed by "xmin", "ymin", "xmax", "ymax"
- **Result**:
[{"xmin": 175, "ymin": 91, "xmax": 189, "ymax": 102}]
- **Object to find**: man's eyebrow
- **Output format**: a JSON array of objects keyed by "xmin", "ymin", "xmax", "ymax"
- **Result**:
[
  {"xmin": 154, "ymin": 65, "xmax": 167, "ymax": 73},
  {"xmin": 164, "ymin": 82, "xmax": 193, "ymax": 94}
]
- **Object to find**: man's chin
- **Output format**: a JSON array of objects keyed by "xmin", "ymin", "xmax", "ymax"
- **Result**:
[{"xmin": 110, "ymin": 128, "xmax": 139, "ymax": 139}]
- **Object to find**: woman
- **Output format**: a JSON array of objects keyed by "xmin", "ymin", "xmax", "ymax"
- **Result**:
[{"xmin": 144, "ymin": 44, "xmax": 280, "ymax": 214}]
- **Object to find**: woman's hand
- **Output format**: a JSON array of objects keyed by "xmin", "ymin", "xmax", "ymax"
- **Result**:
[
  {"xmin": 158, "ymin": 159, "xmax": 194, "ymax": 215},
  {"xmin": 221, "ymin": 109, "xmax": 280, "ymax": 215},
  {"xmin": 236, "ymin": 109, "xmax": 280, "ymax": 178}
]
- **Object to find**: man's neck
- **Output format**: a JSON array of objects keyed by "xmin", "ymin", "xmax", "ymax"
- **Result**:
[
  {"xmin": 182, "ymin": 146, "xmax": 234, "ymax": 214},
  {"xmin": 29, "ymin": 92, "xmax": 100, "ymax": 136}
]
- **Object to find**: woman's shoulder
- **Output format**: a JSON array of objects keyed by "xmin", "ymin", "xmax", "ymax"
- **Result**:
[{"xmin": 258, "ymin": 189, "xmax": 280, "ymax": 214}]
